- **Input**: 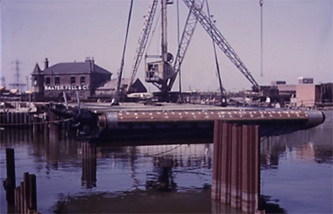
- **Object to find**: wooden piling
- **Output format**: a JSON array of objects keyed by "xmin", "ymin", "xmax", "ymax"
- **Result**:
[
  {"xmin": 81, "ymin": 142, "xmax": 97, "ymax": 188},
  {"xmin": 48, "ymin": 110, "xmax": 59, "ymax": 140},
  {"xmin": 0, "ymin": 111, "xmax": 34, "ymax": 128},
  {"xmin": 12, "ymin": 172, "xmax": 38, "ymax": 213},
  {"xmin": 241, "ymin": 125, "xmax": 260, "ymax": 213},
  {"xmin": 220, "ymin": 122, "xmax": 231, "ymax": 205},
  {"xmin": 14, "ymin": 187, "xmax": 19, "ymax": 212},
  {"xmin": 5, "ymin": 148, "xmax": 16, "ymax": 204},
  {"xmin": 32, "ymin": 116, "xmax": 40, "ymax": 133},
  {"xmin": 212, "ymin": 120, "xmax": 222, "ymax": 200},
  {"xmin": 23, "ymin": 172, "xmax": 30, "ymax": 213},
  {"xmin": 29, "ymin": 174, "xmax": 37, "ymax": 211},
  {"xmin": 230, "ymin": 124, "xmax": 242, "ymax": 209},
  {"xmin": 212, "ymin": 121, "xmax": 260, "ymax": 213},
  {"xmin": 20, "ymin": 182, "xmax": 24, "ymax": 213}
]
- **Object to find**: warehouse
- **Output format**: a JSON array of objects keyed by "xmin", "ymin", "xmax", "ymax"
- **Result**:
[{"xmin": 31, "ymin": 58, "xmax": 112, "ymax": 100}]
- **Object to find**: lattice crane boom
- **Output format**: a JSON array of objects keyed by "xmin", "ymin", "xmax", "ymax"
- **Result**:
[
  {"xmin": 167, "ymin": 0, "xmax": 205, "ymax": 91},
  {"xmin": 182, "ymin": 0, "xmax": 259, "ymax": 88},
  {"xmin": 127, "ymin": 0, "xmax": 159, "ymax": 93}
]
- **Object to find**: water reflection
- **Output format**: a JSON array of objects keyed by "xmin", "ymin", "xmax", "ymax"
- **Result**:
[
  {"xmin": 146, "ymin": 157, "xmax": 176, "ymax": 191},
  {"xmin": 260, "ymin": 111, "xmax": 333, "ymax": 214},
  {"xmin": 261, "ymin": 125, "xmax": 333, "ymax": 170},
  {"xmin": 81, "ymin": 142, "xmax": 96, "ymax": 188},
  {"xmin": 0, "ymin": 111, "xmax": 332, "ymax": 213}
]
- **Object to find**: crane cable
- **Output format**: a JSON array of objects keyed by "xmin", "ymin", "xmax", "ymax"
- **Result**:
[
  {"xmin": 260, "ymin": 0, "xmax": 264, "ymax": 77},
  {"xmin": 177, "ymin": 0, "xmax": 182, "ymax": 93},
  {"xmin": 206, "ymin": 0, "xmax": 224, "ymax": 104},
  {"xmin": 113, "ymin": 0, "xmax": 134, "ymax": 105}
]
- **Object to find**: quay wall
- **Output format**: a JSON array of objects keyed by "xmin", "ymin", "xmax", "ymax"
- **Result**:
[{"xmin": 0, "ymin": 112, "xmax": 34, "ymax": 127}]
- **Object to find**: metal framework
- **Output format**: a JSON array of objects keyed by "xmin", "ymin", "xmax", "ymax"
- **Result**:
[
  {"xmin": 127, "ymin": 0, "xmax": 159, "ymax": 93},
  {"xmin": 166, "ymin": 0, "xmax": 205, "ymax": 91},
  {"xmin": 183, "ymin": 0, "xmax": 259, "ymax": 88},
  {"xmin": 128, "ymin": 0, "xmax": 259, "ymax": 95}
]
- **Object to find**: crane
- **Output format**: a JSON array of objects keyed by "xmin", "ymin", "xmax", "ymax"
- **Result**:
[
  {"xmin": 127, "ymin": 0, "xmax": 159, "ymax": 93},
  {"xmin": 145, "ymin": 0, "xmax": 175, "ymax": 93},
  {"xmin": 127, "ymin": 0, "xmax": 259, "ymax": 98},
  {"xmin": 166, "ymin": 0, "xmax": 205, "ymax": 92},
  {"xmin": 144, "ymin": 0, "xmax": 204, "ymax": 94}
]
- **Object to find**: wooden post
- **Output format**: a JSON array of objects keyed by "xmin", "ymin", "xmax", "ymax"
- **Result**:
[
  {"xmin": 241, "ymin": 125, "xmax": 260, "ymax": 213},
  {"xmin": 23, "ymin": 172, "xmax": 30, "ymax": 214},
  {"xmin": 5, "ymin": 148, "xmax": 16, "ymax": 204},
  {"xmin": 230, "ymin": 124, "xmax": 242, "ymax": 209},
  {"xmin": 14, "ymin": 187, "xmax": 18, "ymax": 210},
  {"xmin": 81, "ymin": 142, "xmax": 97, "ymax": 188},
  {"xmin": 48, "ymin": 110, "xmax": 58, "ymax": 141},
  {"xmin": 29, "ymin": 174, "xmax": 37, "ymax": 211},
  {"xmin": 220, "ymin": 122, "xmax": 231, "ymax": 204},
  {"xmin": 212, "ymin": 120, "xmax": 222, "ymax": 200},
  {"xmin": 212, "ymin": 121, "xmax": 261, "ymax": 213},
  {"xmin": 20, "ymin": 182, "xmax": 24, "ymax": 213},
  {"xmin": 33, "ymin": 116, "xmax": 39, "ymax": 133},
  {"xmin": 15, "ymin": 186, "xmax": 21, "ymax": 213}
]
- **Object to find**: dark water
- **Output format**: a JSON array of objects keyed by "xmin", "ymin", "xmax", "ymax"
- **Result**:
[{"xmin": 1, "ymin": 110, "xmax": 332, "ymax": 213}]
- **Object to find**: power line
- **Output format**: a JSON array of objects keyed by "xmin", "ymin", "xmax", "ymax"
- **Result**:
[{"xmin": 9, "ymin": 60, "xmax": 26, "ymax": 91}]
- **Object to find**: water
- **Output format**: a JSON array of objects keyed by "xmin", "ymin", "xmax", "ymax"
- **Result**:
[{"xmin": 0, "ymin": 110, "xmax": 332, "ymax": 213}]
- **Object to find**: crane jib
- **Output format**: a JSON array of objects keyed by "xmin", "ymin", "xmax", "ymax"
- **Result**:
[
  {"xmin": 128, "ymin": 0, "xmax": 259, "ymax": 95},
  {"xmin": 183, "ymin": 0, "xmax": 259, "ymax": 88}
]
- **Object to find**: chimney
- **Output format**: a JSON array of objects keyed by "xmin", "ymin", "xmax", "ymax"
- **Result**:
[
  {"xmin": 91, "ymin": 57, "xmax": 95, "ymax": 72},
  {"xmin": 44, "ymin": 58, "xmax": 49, "ymax": 70},
  {"xmin": 85, "ymin": 57, "xmax": 95, "ymax": 72}
]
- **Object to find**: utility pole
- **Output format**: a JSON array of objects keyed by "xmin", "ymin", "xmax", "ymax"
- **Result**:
[
  {"xmin": 14, "ymin": 60, "xmax": 21, "ymax": 87},
  {"xmin": 26, "ymin": 76, "xmax": 29, "ymax": 91},
  {"xmin": 0, "ymin": 76, "xmax": 5, "ymax": 87},
  {"xmin": 9, "ymin": 60, "xmax": 26, "ymax": 92}
]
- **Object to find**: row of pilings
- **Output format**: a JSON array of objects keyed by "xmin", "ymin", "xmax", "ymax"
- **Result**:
[
  {"xmin": 3, "ymin": 143, "xmax": 94, "ymax": 213},
  {"xmin": 3, "ymin": 148, "xmax": 38, "ymax": 213},
  {"xmin": 80, "ymin": 120, "xmax": 265, "ymax": 212},
  {"xmin": 212, "ymin": 121, "xmax": 264, "ymax": 213},
  {"xmin": 2, "ymin": 108, "xmax": 73, "ymax": 213},
  {"xmin": 0, "ymin": 107, "xmax": 73, "ymax": 134},
  {"xmin": 2, "ymin": 107, "xmax": 265, "ymax": 213},
  {"xmin": 0, "ymin": 112, "xmax": 34, "ymax": 128}
]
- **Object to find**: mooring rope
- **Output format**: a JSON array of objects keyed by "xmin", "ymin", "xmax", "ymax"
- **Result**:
[{"xmin": 142, "ymin": 144, "xmax": 182, "ymax": 158}]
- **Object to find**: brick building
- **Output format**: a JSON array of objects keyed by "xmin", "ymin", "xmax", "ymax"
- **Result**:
[
  {"xmin": 31, "ymin": 58, "xmax": 112, "ymax": 100},
  {"xmin": 296, "ymin": 84, "xmax": 321, "ymax": 107},
  {"xmin": 271, "ymin": 78, "xmax": 332, "ymax": 107}
]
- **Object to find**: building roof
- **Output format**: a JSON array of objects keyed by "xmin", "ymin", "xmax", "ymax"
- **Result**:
[
  {"xmin": 97, "ymin": 78, "xmax": 131, "ymax": 90},
  {"xmin": 43, "ymin": 60, "xmax": 111, "ymax": 75},
  {"xmin": 32, "ymin": 63, "xmax": 42, "ymax": 74},
  {"xmin": 97, "ymin": 78, "xmax": 147, "ymax": 93}
]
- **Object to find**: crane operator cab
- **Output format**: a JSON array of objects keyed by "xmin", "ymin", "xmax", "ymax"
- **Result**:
[{"xmin": 145, "ymin": 52, "xmax": 175, "ymax": 92}]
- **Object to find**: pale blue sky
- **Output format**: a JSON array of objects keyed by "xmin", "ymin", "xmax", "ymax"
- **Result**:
[{"xmin": 1, "ymin": 0, "xmax": 332, "ymax": 92}]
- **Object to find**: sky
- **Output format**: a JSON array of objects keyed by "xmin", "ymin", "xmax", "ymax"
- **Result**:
[{"xmin": 1, "ymin": 0, "xmax": 332, "ymax": 92}]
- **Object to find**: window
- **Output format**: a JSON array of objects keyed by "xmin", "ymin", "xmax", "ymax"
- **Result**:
[
  {"xmin": 33, "ymin": 77, "xmax": 38, "ymax": 86},
  {"xmin": 55, "ymin": 77, "xmax": 60, "ymax": 85},
  {"xmin": 45, "ymin": 77, "xmax": 51, "ymax": 85},
  {"xmin": 70, "ymin": 76, "xmax": 76, "ymax": 84},
  {"xmin": 80, "ymin": 76, "xmax": 86, "ymax": 84}
]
